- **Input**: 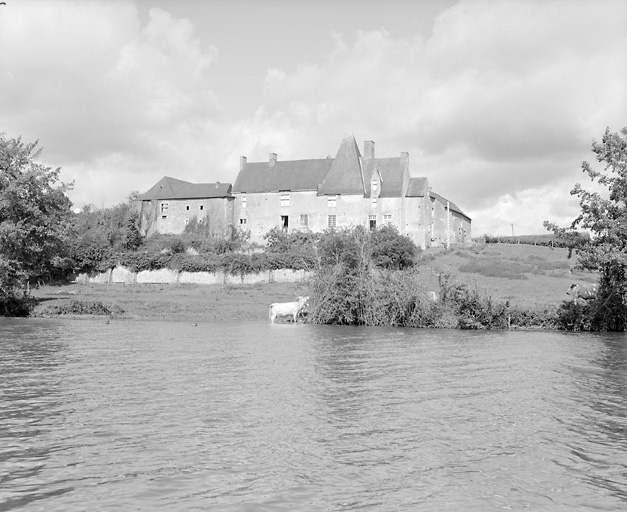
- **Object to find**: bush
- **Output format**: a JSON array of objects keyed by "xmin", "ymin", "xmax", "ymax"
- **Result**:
[
  {"xmin": 555, "ymin": 301, "xmax": 593, "ymax": 331},
  {"xmin": 264, "ymin": 227, "xmax": 318, "ymax": 254},
  {"xmin": 0, "ymin": 293, "xmax": 36, "ymax": 316},
  {"xmin": 70, "ymin": 232, "xmax": 114, "ymax": 273},
  {"xmin": 438, "ymin": 274, "xmax": 510, "ymax": 329},
  {"xmin": 140, "ymin": 233, "xmax": 186, "ymax": 255},
  {"xmin": 370, "ymin": 225, "xmax": 418, "ymax": 269},
  {"xmin": 117, "ymin": 251, "xmax": 172, "ymax": 272},
  {"xmin": 39, "ymin": 299, "xmax": 124, "ymax": 317}
]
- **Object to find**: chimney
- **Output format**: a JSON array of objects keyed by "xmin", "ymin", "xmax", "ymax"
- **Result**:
[
  {"xmin": 401, "ymin": 151, "xmax": 409, "ymax": 173},
  {"xmin": 269, "ymin": 152, "xmax": 277, "ymax": 167},
  {"xmin": 364, "ymin": 140, "xmax": 375, "ymax": 160},
  {"xmin": 240, "ymin": 156, "xmax": 247, "ymax": 171},
  {"xmin": 215, "ymin": 181, "xmax": 221, "ymax": 189}
]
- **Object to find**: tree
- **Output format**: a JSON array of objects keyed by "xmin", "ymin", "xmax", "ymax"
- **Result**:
[
  {"xmin": 0, "ymin": 134, "xmax": 73, "ymax": 313},
  {"xmin": 546, "ymin": 126, "xmax": 627, "ymax": 330},
  {"xmin": 69, "ymin": 194, "xmax": 144, "ymax": 272},
  {"xmin": 370, "ymin": 225, "xmax": 418, "ymax": 270}
]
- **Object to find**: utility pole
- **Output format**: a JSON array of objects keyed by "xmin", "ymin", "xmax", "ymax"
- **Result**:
[{"xmin": 446, "ymin": 201, "xmax": 450, "ymax": 249}]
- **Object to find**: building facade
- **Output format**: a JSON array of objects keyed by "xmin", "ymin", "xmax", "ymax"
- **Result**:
[
  {"xmin": 137, "ymin": 176, "xmax": 234, "ymax": 238},
  {"xmin": 429, "ymin": 192, "xmax": 472, "ymax": 246},
  {"xmin": 231, "ymin": 135, "xmax": 470, "ymax": 249},
  {"xmin": 137, "ymin": 136, "xmax": 471, "ymax": 248}
]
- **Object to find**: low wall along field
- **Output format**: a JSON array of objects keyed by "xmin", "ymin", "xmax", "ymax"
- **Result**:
[{"xmin": 75, "ymin": 266, "xmax": 312, "ymax": 286}]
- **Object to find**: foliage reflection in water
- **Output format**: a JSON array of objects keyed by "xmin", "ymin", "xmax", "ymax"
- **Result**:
[{"xmin": 1, "ymin": 318, "xmax": 626, "ymax": 511}]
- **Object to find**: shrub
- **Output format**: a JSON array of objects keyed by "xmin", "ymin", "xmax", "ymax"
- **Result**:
[
  {"xmin": 370, "ymin": 225, "xmax": 418, "ymax": 270},
  {"xmin": 70, "ymin": 232, "xmax": 114, "ymax": 273},
  {"xmin": 508, "ymin": 304, "xmax": 560, "ymax": 329},
  {"xmin": 117, "ymin": 251, "xmax": 172, "ymax": 272},
  {"xmin": 438, "ymin": 273, "xmax": 510, "ymax": 329},
  {"xmin": 39, "ymin": 299, "xmax": 124, "ymax": 317},
  {"xmin": 0, "ymin": 293, "xmax": 36, "ymax": 316},
  {"xmin": 140, "ymin": 233, "xmax": 186, "ymax": 254},
  {"xmin": 264, "ymin": 227, "xmax": 318, "ymax": 254},
  {"xmin": 555, "ymin": 301, "xmax": 594, "ymax": 331}
]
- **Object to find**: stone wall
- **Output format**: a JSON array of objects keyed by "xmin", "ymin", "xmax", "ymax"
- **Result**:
[
  {"xmin": 139, "ymin": 196, "xmax": 234, "ymax": 237},
  {"xmin": 430, "ymin": 197, "xmax": 472, "ymax": 246},
  {"xmin": 75, "ymin": 266, "xmax": 312, "ymax": 286},
  {"xmin": 233, "ymin": 189, "xmax": 431, "ymax": 249}
]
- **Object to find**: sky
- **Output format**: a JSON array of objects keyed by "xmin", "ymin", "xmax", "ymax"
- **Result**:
[{"xmin": 1, "ymin": 0, "xmax": 626, "ymax": 236}]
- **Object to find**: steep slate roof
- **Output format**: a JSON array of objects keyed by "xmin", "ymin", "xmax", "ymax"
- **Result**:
[
  {"xmin": 317, "ymin": 134, "xmax": 365, "ymax": 195},
  {"xmin": 406, "ymin": 177, "xmax": 428, "ymax": 197},
  {"xmin": 430, "ymin": 191, "xmax": 471, "ymax": 220},
  {"xmin": 232, "ymin": 159, "xmax": 332, "ymax": 193},
  {"xmin": 139, "ymin": 176, "xmax": 232, "ymax": 200},
  {"xmin": 363, "ymin": 157, "xmax": 405, "ymax": 197}
]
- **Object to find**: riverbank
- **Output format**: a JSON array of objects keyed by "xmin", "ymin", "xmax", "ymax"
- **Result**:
[
  {"xmin": 30, "ymin": 243, "xmax": 596, "ymax": 322},
  {"xmin": 31, "ymin": 281, "xmax": 311, "ymax": 322}
]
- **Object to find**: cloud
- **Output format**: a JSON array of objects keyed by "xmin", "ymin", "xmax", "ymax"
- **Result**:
[
  {"xmin": 0, "ymin": 0, "xmax": 223, "ymax": 204},
  {"xmin": 247, "ymin": 0, "xmax": 626, "ymax": 234},
  {"xmin": 0, "ymin": 0, "xmax": 624, "ymax": 238}
]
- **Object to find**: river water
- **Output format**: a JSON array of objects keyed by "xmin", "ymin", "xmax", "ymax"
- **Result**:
[{"xmin": 1, "ymin": 318, "xmax": 626, "ymax": 511}]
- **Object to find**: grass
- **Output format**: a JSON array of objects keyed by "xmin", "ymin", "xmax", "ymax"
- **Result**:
[{"xmin": 28, "ymin": 242, "xmax": 597, "ymax": 323}]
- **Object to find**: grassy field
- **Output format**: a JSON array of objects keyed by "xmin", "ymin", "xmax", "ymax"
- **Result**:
[
  {"xmin": 418, "ymin": 243, "xmax": 597, "ymax": 308},
  {"xmin": 30, "ymin": 242, "xmax": 597, "ymax": 322}
]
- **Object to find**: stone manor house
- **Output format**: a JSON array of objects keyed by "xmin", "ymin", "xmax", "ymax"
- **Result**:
[{"xmin": 137, "ymin": 135, "xmax": 471, "ymax": 249}]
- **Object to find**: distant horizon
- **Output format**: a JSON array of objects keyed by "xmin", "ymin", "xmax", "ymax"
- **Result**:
[{"xmin": 1, "ymin": 0, "xmax": 625, "ymax": 236}]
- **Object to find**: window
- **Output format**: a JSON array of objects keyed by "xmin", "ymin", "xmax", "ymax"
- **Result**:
[
  {"xmin": 198, "ymin": 218, "xmax": 203, "ymax": 224},
  {"xmin": 160, "ymin": 202, "xmax": 168, "ymax": 217},
  {"xmin": 328, "ymin": 214, "xmax": 336, "ymax": 228},
  {"xmin": 281, "ymin": 215, "xmax": 289, "ymax": 230},
  {"xmin": 371, "ymin": 197, "xmax": 378, "ymax": 207},
  {"xmin": 369, "ymin": 215, "xmax": 377, "ymax": 231},
  {"xmin": 384, "ymin": 214, "xmax": 392, "ymax": 225},
  {"xmin": 327, "ymin": 196, "xmax": 337, "ymax": 208},
  {"xmin": 200, "ymin": 205, "xmax": 204, "ymax": 211},
  {"xmin": 371, "ymin": 180, "xmax": 378, "ymax": 191},
  {"xmin": 185, "ymin": 218, "xmax": 189, "ymax": 226},
  {"xmin": 242, "ymin": 196, "xmax": 247, "ymax": 209},
  {"xmin": 240, "ymin": 218, "xmax": 247, "ymax": 225},
  {"xmin": 186, "ymin": 205, "xmax": 190, "ymax": 211},
  {"xmin": 299, "ymin": 214, "xmax": 308, "ymax": 229},
  {"xmin": 280, "ymin": 193, "xmax": 290, "ymax": 208}
]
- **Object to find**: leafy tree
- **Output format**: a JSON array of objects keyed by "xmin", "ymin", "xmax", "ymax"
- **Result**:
[
  {"xmin": 546, "ymin": 126, "xmax": 627, "ymax": 330},
  {"xmin": 0, "ymin": 134, "xmax": 73, "ymax": 313},
  {"xmin": 69, "ymin": 195, "xmax": 142, "ymax": 272},
  {"xmin": 370, "ymin": 225, "xmax": 418, "ymax": 269}
]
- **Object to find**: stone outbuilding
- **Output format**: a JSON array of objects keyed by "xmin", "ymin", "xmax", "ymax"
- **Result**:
[
  {"xmin": 137, "ymin": 176, "xmax": 234, "ymax": 237},
  {"xmin": 429, "ymin": 192, "xmax": 472, "ymax": 246}
]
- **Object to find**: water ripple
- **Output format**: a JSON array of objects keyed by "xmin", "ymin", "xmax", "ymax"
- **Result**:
[{"xmin": 1, "ymin": 320, "xmax": 626, "ymax": 510}]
